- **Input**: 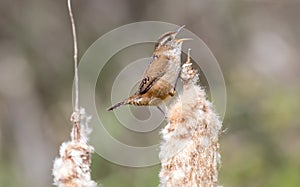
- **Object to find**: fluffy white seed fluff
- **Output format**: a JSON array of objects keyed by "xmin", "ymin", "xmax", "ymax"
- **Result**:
[
  {"xmin": 159, "ymin": 50, "xmax": 223, "ymax": 187},
  {"xmin": 52, "ymin": 108, "xmax": 97, "ymax": 187}
]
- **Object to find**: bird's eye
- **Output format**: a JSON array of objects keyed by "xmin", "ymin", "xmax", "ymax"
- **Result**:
[{"xmin": 167, "ymin": 37, "xmax": 172, "ymax": 42}]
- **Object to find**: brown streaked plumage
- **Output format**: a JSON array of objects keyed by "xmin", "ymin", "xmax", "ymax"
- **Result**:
[{"xmin": 107, "ymin": 25, "xmax": 191, "ymax": 111}]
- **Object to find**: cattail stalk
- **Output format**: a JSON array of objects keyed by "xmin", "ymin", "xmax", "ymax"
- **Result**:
[
  {"xmin": 159, "ymin": 49, "xmax": 222, "ymax": 187},
  {"xmin": 67, "ymin": 0, "xmax": 79, "ymax": 112},
  {"xmin": 52, "ymin": 1, "xmax": 96, "ymax": 186}
]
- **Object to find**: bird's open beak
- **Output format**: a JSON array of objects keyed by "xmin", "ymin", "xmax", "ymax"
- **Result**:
[
  {"xmin": 175, "ymin": 25, "xmax": 186, "ymax": 35},
  {"xmin": 173, "ymin": 25, "xmax": 193, "ymax": 42},
  {"xmin": 176, "ymin": 38, "xmax": 193, "ymax": 43}
]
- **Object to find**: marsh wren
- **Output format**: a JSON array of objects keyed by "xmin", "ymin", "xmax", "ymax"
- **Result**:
[{"xmin": 107, "ymin": 25, "xmax": 191, "ymax": 112}]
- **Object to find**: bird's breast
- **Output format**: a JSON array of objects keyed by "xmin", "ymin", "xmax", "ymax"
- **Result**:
[{"xmin": 161, "ymin": 56, "xmax": 181, "ymax": 83}]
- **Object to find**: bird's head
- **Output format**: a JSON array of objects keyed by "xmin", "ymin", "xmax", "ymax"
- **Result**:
[{"xmin": 154, "ymin": 25, "xmax": 192, "ymax": 54}]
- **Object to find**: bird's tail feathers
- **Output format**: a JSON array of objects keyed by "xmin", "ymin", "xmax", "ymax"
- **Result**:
[
  {"xmin": 107, "ymin": 95, "xmax": 143, "ymax": 111},
  {"xmin": 107, "ymin": 100, "xmax": 127, "ymax": 111}
]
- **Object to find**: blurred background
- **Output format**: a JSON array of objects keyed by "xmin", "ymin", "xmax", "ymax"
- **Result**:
[{"xmin": 0, "ymin": 0, "xmax": 300, "ymax": 187}]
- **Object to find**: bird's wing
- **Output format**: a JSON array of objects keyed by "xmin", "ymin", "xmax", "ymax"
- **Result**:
[{"xmin": 137, "ymin": 55, "xmax": 169, "ymax": 94}]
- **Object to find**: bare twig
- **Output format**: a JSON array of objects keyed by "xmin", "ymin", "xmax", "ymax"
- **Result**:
[{"xmin": 67, "ymin": 0, "xmax": 79, "ymax": 112}]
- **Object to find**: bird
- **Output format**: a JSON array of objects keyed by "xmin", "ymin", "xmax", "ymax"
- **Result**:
[{"xmin": 107, "ymin": 25, "xmax": 191, "ymax": 112}]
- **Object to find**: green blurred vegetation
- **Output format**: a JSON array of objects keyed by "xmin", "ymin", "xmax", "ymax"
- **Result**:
[{"xmin": 0, "ymin": 0, "xmax": 299, "ymax": 187}]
